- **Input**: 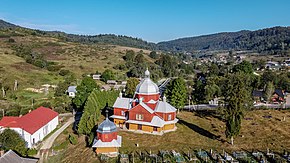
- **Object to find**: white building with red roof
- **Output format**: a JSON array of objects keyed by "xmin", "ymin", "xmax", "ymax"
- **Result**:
[
  {"xmin": 0, "ymin": 106, "xmax": 59, "ymax": 148},
  {"xmin": 110, "ymin": 69, "xmax": 178, "ymax": 134}
]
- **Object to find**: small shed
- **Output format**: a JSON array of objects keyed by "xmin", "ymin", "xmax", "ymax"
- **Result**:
[{"xmin": 67, "ymin": 86, "xmax": 77, "ymax": 98}]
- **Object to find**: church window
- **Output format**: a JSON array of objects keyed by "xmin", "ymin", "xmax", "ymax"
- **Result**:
[
  {"xmin": 136, "ymin": 114, "xmax": 144, "ymax": 120},
  {"xmin": 168, "ymin": 114, "xmax": 172, "ymax": 120}
]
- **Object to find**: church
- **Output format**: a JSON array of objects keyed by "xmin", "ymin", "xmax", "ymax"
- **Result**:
[{"xmin": 110, "ymin": 69, "xmax": 178, "ymax": 134}]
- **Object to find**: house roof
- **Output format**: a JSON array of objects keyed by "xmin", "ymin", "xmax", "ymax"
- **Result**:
[
  {"xmin": 67, "ymin": 86, "xmax": 77, "ymax": 93},
  {"xmin": 274, "ymin": 89, "xmax": 284, "ymax": 97},
  {"xmin": 92, "ymin": 135, "xmax": 122, "ymax": 148},
  {"xmin": 252, "ymin": 90, "xmax": 264, "ymax": 97},
  {"xmin": 0, "ymin": 150, "xmax": 38, "ymax": 163},
  {"xmin": 113, "ymin": 97, "xmax": 132, "ymax": 109},
  {"xmin": 155, "ymin": 101, "xmax": 177, "ymax": 113},
  {"xmin": 0, "ymin": 107, "xmax": 58, "ymax": 134}
]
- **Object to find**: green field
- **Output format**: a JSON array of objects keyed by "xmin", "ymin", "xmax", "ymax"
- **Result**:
[{"xmin": 47, "ymin": 109, "xmax": 290, "ymax": 163}]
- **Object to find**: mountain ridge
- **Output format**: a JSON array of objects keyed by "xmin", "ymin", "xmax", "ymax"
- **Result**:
[{"xmin": 1, "ymin": 19, "xmax": 290, "ymax": 54}]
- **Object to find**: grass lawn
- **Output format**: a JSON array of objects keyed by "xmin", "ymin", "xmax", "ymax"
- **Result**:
[{"xmin": 47, "ymin": 109, "xmax": 290, "ymax": 163}]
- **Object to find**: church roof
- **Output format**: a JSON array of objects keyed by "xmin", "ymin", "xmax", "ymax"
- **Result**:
[
  {"xmin": 92, "ymin": 135, "xmax": 122, "ymax": 147},
  {"xmin": 155, "ymin": 101, "xmax": 177, "ymax": 113},
  {"xmin": 135, "ymin": 69, "xmax": 159, "ymax": 94},
  {"xmin": 97, "ymin": 113, "xmax": 117, "ymax": 133},
  {"xmin": 126, "ymin": 116, "xmax": 178, "ymax": 127},
  {"xmin": 113, "ymin": 97, "xmax": 132, "ymax": 109}
]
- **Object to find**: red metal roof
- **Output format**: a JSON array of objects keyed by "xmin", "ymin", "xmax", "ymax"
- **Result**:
[{"xmin": 0, "ymin": 106, "xmax": 58, "ymax": 134}]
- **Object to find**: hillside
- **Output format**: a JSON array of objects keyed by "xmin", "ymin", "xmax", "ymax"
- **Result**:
[
  {"xmin": 0, "ymin": 19, "xmax": 156, "ymax": 50},
  {"xmin": 157, "ymin": 26, "xmax": 290, "ymax": 54}
]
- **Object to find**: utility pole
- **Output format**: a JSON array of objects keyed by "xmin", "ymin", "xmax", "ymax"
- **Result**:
[{"xmin": 0, "ymin": 109, "xmax": 4, "ymax": 117}]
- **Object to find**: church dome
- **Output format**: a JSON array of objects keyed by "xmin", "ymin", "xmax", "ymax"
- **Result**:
[
  {"xmin": 135, "ymin": 69, "xmax": 159, "ymax": 94},
  {"xmin": 97, "ymin": 114, "xmax": 117, "ymax": 133}
]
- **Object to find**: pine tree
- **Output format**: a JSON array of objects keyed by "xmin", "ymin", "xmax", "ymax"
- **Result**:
[
  {"xmin": 77, "ymin": 89, "xmax": 119, "ymax": 135},
  {"xmin": 223, "ymin": 73, "xmax": 252, "ymax": 145},
  {"xmin": 165, "ymin": 78, "xmax": 187, "ymax": 110}
]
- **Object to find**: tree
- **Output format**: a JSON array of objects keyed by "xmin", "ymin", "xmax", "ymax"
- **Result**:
[
  {"xmin": 208, "ymin": 64, "xmax": 219, "ymax": 76},
  {"xmin": 232, "ymin": 61, "xmax": 253, "ymax": 74},
  {"xmin": 149, "ymin": 51, "xmax": 159, "ymax": 59},
  {"xmin": 204, "ymin": 77, "xmax": 221, "ymax": 102},
  {"xmin": 165, "ymin": 78, "xmax": 187, "ymax": 110},
  {"xmin": 124, "ymin": 50, "xmax": 135, "ymax": 61},
  {"xmin": 72, "ymin": 77, "xmax": 98, "ymax": 111},
  {"xmin": 101, "ymin": 69, "xmax": 115, "ymax": 83},
  {"xmin": 192, "ymin": 80, "xmax": 206, "ymax": 104},
  {"xmin": 134, "ymin": 53, "xmax": 145, "ymax": 63},
  {"xmin": 223, "ymin": 73, "xmax": 252, "ymax": 145},
  {"xmin": 125, "ymin": 78, "xmax": 139, "ymax": 97},
  {"xmin": 77, "ymin": 89, "xmax": 119, "ymax": 143},
  {"xmin": 263, "ymin": 81, "xmax": 274, "ymax": 103},
  {"xmin": 0, "ymin": 129, "xmax": 27, "ymax": 156}
]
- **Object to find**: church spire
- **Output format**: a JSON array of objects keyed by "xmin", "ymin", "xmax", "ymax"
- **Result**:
[{"xmin": 145, "ymin": 68, "xmax": 150, "ymax": 79}]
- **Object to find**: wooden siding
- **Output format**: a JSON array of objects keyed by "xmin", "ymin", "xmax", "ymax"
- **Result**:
[
  {"xmin": 135, "ymin": 94, "xmax": 160, "ymax": 102},
  {"xmin": 129, "ymin": 104, "xmax": 154, "ymax": 122},
  {"xmin": 155, "ymin": 112, "xmax": 176, "ymax": 121},
  {"xmin": 114, "ymin": 108, "xmax": 127, "ymax": 116},
  {"xmin": 97, "ymin": 132, "xmax": 117, "ymax": 142},
  {"xmin": 96, "ymin": 147, "xmax": 118, "ymax": 154}
]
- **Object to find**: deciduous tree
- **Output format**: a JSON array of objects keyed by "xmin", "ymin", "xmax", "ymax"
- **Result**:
[{"xmin": 165, "ymin": 78, "xmax": 187, "ymax": 110}]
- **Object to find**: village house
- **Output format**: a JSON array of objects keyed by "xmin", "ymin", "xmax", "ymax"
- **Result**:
[
  {"xmin": 0, "ymin": 107, "xmax": 59, "ymax": 148},
  {"xmin": 92, "ymin": 111, "xmax": 121, "ymax": 157},
  {"xmin": 92, "ymin": 74, "xmax": 101, "ymax": 80},
  {"xmin": 0, "ymin": 150, "xmax": 38, "ymax": 163},
  {"xmin": 67, "ymin": 86, "xmax": 77, "ymax": 98},
  {"xmin": 110, "ymin": 69, "xmax": 178, "ymax": 135}
]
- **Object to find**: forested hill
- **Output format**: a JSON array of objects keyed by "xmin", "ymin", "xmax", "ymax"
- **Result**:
[
  {"xmin": 1, "ymin": 19, "xmax": 290, "ymax": 53},
  {"xmin": 0, "ymin": 19, "xmax": 156, "ymax": 50},
  {"xmin": 157, "ymin": 26, "xmax": 290, "ymax": 53}
]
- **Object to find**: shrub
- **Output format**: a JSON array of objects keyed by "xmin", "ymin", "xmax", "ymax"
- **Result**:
[
  {"xmin": 59, "ymin": 69, "xmax": 71, "ymax": 76},
  {"xmin": 68, "ymin": 134, "xmax": 78, "ymax": 145},
  {"xmin": 27, "ymin": 148, "xmax": 38, "ymax": 156}
]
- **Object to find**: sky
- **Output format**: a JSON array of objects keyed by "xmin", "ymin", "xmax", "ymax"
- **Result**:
[{"xmin": 1, "ymin": 0, "xmax": 290, "ymax": 42}]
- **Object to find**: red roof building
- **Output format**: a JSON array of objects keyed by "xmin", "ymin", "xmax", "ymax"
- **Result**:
[
  {"xmin": 0, "ymin": 106, "xmax": 59, "ymax": 148},
  {"xmin": 110, "ymin": 69, "xmax": 178, "ymax": 135}
]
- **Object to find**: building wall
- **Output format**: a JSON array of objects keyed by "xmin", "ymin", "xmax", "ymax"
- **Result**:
[
  {"xmin": 29, "ymin": 116, "xmax": 58, "ymax": 148},
  {"xmin": 135, "ymin": 93, "xmax": 160, "ymax": 102},
  {"xmin": 113, "ymin": 108, "xmax": 127, "ymax": 117},
  {"xmin": 162, "ymin": 124, "xmax": 175, "ymax": 130},
  {"xmin": 97, "ymin": 132, "xmax": 117, "ymax": 142},
  {"xmin": 129, "ymin": 105, "xmax": 153, "ymax": 122},
  {"xmin": 128, "ymin": 123, "xmax": 138, "ymax": 130},
  {"xmin": 114, "ymin": 119, "xmax": 125, "ymax": 127},
  {"xmin": 155, "ymin": 112, "xmax": 176, "ymax": 121},
  {"xmin": 96, "ymin": 147, "xmax": 118, "ymax": 154}
]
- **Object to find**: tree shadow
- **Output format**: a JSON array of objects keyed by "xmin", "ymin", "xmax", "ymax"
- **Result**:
[
  {"xmin": 178, "ymin": 119, "xmax": 221, "ymax": 140},
  {"xmin": 194, "ymin": 110, "xmax": 225, "ymax": 122}
]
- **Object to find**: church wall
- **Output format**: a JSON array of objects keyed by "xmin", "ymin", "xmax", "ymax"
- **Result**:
[
  {"xmin": 129, "ymin": 123, "xmax": 138, "ymax": 130},
  {"xmin": 163, "ymin": 124, "xmax": 175, "ymax": 130},
  {"xmin": 97, "ymin": 132, "xmax": 117, "ymax": 142},
  {"xmin": 135, "ymin": 94, "xmax": 160, "ymax": 102},
  {"xmin": 113, "ymin": 108, "xmax": 127, "ymax": 116},
  {"xmin": 96, "ymin": 147, "xmax": 118, "ymax": 154},
  {"xmin": 129, "ymin": 105, "xmax": 154, "ymax": 122},
  {"xmin": 114, "ymin": 119, "xmax": 125, "ymax": 127}
]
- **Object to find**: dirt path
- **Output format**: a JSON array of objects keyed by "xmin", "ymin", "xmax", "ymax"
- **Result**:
[{"xmin": 38, "ymin": 117, "xmax": 74, "ymax": 163}]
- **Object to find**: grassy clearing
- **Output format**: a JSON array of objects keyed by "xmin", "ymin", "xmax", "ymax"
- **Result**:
[{"xmin": 47, "ymin": 110, "xmax": 290, "ymax": 163}]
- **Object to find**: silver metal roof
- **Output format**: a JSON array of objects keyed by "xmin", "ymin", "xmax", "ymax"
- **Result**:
[
  {"xmin": 135, "ymin": 69, "xmax": 159, "ymax": 94},
  {"xmin": 97, "ymin": 117, "xmax": 117, "ymax": 133}
]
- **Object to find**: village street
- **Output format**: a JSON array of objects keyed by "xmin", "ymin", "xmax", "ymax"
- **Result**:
[{"xmin": 38, "ymin": 116, "xmax": 74, "ymax": 162}]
